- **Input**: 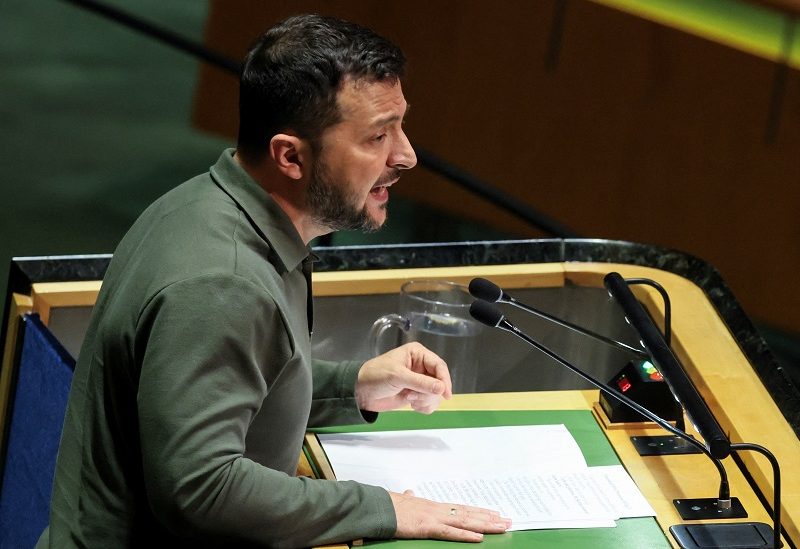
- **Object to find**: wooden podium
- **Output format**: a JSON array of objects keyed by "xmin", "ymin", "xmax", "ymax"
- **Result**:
[
  {"xmin": 2, "ymin": 239, "xmax": 798, "ymax": 547},
  {"xmin": 306, "ymin": 258, "xmax": 798, "ymax": 548}
]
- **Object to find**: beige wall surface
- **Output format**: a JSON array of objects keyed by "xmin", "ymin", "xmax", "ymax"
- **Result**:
[{"xmin": 193, "ymin": 0, "xmax": 800, "ymax": 333}]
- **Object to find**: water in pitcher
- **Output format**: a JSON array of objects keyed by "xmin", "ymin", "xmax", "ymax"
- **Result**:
[{"xmin": 406, "ymin": 312, "xmax": 482, "ymax": 393}]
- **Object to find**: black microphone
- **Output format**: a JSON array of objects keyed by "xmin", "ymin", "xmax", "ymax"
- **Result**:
[
  {"xmin": 468, "ymin": 277, "xmax": 506, "ymax": 302},
  {"xmin": 469, "ymin": 277, "xmax": 649, "ymax": 359},
  {"xmin": 603, "ymin": 273, "xmax": 730, "ymax": 460},
  {"xmin": 469, "ymin": 299, "xmax": 505, "ymax": 327},
  {"xmin": 468, "ymin": 299, "xmax": 732, "ymax": 504}
]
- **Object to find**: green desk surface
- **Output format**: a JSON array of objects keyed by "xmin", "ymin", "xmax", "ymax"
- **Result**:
[{"xmin": 312, "ymin": 410, "xmax": 671, "ymax": 548}]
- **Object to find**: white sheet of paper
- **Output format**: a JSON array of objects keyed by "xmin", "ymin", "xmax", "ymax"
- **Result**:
[
  {"xmin": 319, "ymin": 424, "xmax": 586, "ymax": 481},
  {"xmin": 413, "ymin": 466, "xmax": 654, "ymax": 530},
  {"xmin": 318, "ymin": 425, "xmax": 655, "ymax": 531},
  {"xmin": 510, "ymin": 519, "xmax": 616, "ymax": 530},
  {"xmin": 582, "ymin": 465, "xmax": 657, "ymax": 519}
]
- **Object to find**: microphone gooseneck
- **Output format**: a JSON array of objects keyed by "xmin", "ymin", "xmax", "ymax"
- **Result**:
[{"xmin": 469, "ymin": 277, "xmax": 649, "ymax": 359}]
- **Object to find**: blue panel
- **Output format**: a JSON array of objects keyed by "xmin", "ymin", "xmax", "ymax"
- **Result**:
[{"xmin": 0, "ymin": 314, "xmax": 74, "ymax": 548}]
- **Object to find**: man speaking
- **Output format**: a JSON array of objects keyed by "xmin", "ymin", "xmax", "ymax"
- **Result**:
[{"xmin": 37, "ymin": 14, "xmax": 510, "ymax": 548}]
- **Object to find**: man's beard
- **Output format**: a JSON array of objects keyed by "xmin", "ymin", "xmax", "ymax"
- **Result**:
[{"xmin": 306, "ymin": 159, "xmax": 394, "ymax": 233}]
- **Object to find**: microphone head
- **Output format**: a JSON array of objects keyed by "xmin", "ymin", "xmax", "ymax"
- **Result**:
[
  {"xmin": 469, "ymin": 299, "xmax": 506, "ymax": 328},
  {"xmin": 468, "ymin": 277, "xmax": 504, "ymax": 303}
]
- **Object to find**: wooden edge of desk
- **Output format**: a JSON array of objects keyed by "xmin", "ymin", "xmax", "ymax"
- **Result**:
[
  {"xmin": 30, "ymin": 281, "xmax": 102, "ymax": 325},
  {"xmin": 304, "ymin": 433, "xmax": 336, "ymax": 481},
  {"xmin": 301, "ymin": 435, "xmax": 358, "ymax": 549},
  {"xmin": 0, "ymin": 293, "xmax": 34, "ymax": 448},
  {"xmin": 312, "ymin": 263, "xmax": 565, "ymax": 296}
]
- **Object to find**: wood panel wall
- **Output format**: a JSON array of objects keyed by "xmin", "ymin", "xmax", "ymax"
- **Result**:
[{"xmin": 193, "ymin": 0, "xmax": 800, "ymax": 333}]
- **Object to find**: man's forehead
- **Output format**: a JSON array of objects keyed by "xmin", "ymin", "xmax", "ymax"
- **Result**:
[{"xmin": 336, "ymin": 78, "xmax": 408, "ymax": 123}]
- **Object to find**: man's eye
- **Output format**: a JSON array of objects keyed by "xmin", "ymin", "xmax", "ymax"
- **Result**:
[{"xmin": 374, "ymin": 133, "xmax": 387, "ymax": 142}]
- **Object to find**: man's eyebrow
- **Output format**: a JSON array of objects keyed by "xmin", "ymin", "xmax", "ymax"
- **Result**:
[{"xmin": 371, "ymin": 104, "xmax": 411, "ymax": 128}]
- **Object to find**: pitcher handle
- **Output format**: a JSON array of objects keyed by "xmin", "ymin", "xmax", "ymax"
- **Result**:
[{"xmin": 368, "ymin": 314, "xmax": 410, "ymax": 357}]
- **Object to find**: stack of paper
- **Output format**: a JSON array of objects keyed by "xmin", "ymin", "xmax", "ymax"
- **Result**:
[{"xmin": 318, "ymin": 425, "xmax": 655, "ymax": 531}]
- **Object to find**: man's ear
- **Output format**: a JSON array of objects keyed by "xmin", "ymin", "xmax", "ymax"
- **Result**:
[{"xmin": 269, "ymin": 134, "xmax": 309, "ymax": 180}]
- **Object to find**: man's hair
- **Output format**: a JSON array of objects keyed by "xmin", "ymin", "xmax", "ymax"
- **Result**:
[{"xmin": 237, "ymin": 14, "xmax": 406, "ymax": 162}]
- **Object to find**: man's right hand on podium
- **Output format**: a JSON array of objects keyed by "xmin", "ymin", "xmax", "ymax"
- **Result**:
[{"xmin": 389, "ymin": 489, "xmax": 511, "ymax": 542}]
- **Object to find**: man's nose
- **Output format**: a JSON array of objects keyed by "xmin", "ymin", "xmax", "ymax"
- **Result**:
[{"xmin": 389, "ymin": 130, "xmax": 417, "ymax": 170}]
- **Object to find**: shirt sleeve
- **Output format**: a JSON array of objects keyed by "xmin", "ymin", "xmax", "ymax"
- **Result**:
[
  {"xmin": 134, "ymin": 274, "xmax": 396, "ymax": 548},
  {"xmin": 309, "ymin": 358, "xmax": 378, "ymax": 427}
]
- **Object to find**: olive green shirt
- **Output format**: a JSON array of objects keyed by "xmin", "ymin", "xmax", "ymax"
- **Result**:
[{"xmin": 38, "ymin": 150, "xmax": 396, "ymax": 548}]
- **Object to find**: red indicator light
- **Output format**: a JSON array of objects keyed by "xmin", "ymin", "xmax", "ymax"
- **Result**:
[{"xmin": 617, "ymin": 376, "xmax": 632, "ymax": 392}]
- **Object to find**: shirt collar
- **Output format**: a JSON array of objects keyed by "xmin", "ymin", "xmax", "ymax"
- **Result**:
[{"xmin": 209, "ymin": 148, "xmax": 310, "ymax": 273}]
